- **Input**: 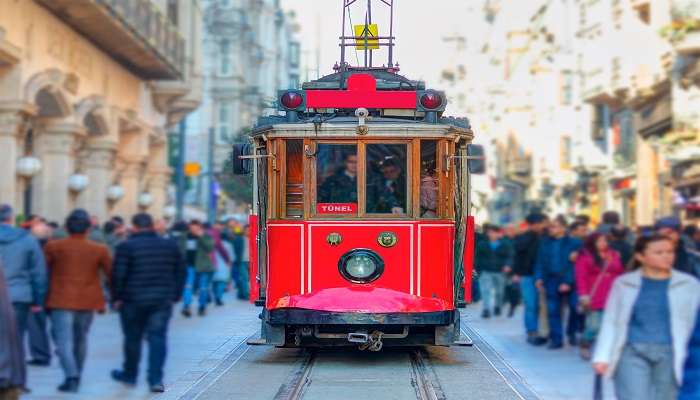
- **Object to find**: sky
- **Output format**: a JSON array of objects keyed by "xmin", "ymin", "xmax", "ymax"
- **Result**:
[{"xmin": 281, "ymin": 0, "xmax": 486, "ymax": 89}]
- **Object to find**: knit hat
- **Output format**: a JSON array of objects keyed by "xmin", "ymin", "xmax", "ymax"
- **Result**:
[{"xmin": 654, "ymin": 216, "xmax": 681, "ymax": 232}]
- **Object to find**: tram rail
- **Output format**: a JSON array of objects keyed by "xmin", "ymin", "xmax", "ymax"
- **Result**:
[{"xmin": 273, "ymin": 348, "xmax": 446, "ymax": 400}]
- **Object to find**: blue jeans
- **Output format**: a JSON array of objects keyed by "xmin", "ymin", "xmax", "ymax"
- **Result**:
[
  {"xmin": 519, "ymin": 277, "xmax": 539, "ymax": 335},
  {"xmin": 182, "ymin": 267, "xmax": 213, "ymax": 309},
  {"xmin": 544, "ymin": 277, "xmax": 580, "ymax": 345},
  {"xmin": 232, "ymin": 261, "xmax": 250, "ymax": 299},
  {"xmin": 479, "ymin": 271, "xmax": 506, "ymax": 313},
  {"xmin": 213, "ymin": 281, "xmax": 227, "ymax": 302},
  {"xmin": 27, "ymin": 310, "xmax": 51, "ymax": 363},
  {"xmin": 49, "ymin": 310, "xmax": 94, "ymax": 379},
  {"xmin": 119, "ymin": 303, "xmax": 172, "ymax": 385}
]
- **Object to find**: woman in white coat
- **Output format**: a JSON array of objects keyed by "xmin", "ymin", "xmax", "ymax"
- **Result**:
[{"xmin": 592, "ymin": 234, "xmax": 700, "ymax": 400}]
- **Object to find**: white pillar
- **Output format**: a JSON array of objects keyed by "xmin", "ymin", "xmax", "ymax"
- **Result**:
[
  {"xmin": 0, "ymin": 111, "xmax": 23, "ymax": 208},
  {"xmin": 113, "ymin": 157, "xmax": 145, "ymax": 219},
  {"xmin": 33, "ymin": 123, "xmax": 85, "ymax": 222},
  {"xmin": 78, "ymin": 141, "xmax": 117, "ymax": 221}
]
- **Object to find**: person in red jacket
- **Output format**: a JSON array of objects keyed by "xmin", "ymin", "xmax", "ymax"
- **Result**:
[{"xmin": 575, "ymin": 232, "xmax": 624, "ymax": 360}]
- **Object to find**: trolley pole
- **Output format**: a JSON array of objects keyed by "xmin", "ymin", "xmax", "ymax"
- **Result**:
[
  {"xmin": 175, "ymin": 118, "xmax": 187, "ymax": 222},
  {"xmin": 207, "ymin": 126, "xmax": 216, "ymax": 225}
]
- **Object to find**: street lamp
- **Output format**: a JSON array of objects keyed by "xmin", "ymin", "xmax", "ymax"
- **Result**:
[
  {"xmin": 106, "ymin": 184, "xmax": 125, "ymax": 202},
  {"xmin": 138, "ymin": 192, "xmax": 153, "ymax": 209},
  {"xmin": 16, "ymin": 156, "xmax": 42, "ymax": 217},
  {"xmin": 67, "ymin": 173, "xmax": 89, "ymax": 193}
]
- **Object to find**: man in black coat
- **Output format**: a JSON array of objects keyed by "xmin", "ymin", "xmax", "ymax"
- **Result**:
[
  {"xmin": 0, "ymin": 259, "xmax": 25, "ymax": 400},
  {"xmin": 110, "ymin": 213, "xmax": 186, "ymax": 393},
  {"xmin": 512, "ymin": 212, "xmax": 549, "ymax": 345}
]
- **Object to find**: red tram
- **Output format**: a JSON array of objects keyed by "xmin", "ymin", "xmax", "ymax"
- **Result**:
[{"xmin": 233, "ymin": 1, "xmax": 484, "ymax": 351}]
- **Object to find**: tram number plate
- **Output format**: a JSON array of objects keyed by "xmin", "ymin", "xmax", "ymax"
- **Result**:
[{"xmin": 317, "ymin": 203, "xmax": 357, "ymax": 214}]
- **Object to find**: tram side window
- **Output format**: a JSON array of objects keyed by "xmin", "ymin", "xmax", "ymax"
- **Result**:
[
  {"xmin": 285, "ymin": 140, "xmax": 304, "ymax": 218},
  {"xmin": 316, "ymin": 144, "xmax": 358, "ymax": 214},
  {"xmin": 366, "ymin": 144, "xmax": 408, "ymax": 215},
  {"xmin": 420, "ymin": 140, "xmax": 439, "ymax": 218}
]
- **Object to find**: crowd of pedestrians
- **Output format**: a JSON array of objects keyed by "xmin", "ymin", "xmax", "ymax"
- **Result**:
[
  {"xmin": 475, "ymin": 210, "xmax": 700, "ymax": 400},
  {"xmin": 0, "ymin": 204, "xmax": 251, "ymax": 398}
]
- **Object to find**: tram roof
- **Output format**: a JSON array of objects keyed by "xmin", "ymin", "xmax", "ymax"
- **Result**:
[{"xmin": 251, "ymin": 115, "xmax": 473, "ymax": 141}]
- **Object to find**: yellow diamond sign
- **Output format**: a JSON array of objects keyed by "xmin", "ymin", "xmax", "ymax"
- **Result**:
[{"xmin": 354, "ymin": 24, "xmax": 379, "ymax": 50}]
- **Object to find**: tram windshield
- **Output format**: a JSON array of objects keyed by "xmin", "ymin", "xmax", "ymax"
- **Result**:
[
  {"xmin": 317, "ymin": 144, "xmax": 359, "ymax": 212},
  {"xmin": 366, "ymin": 144, "xmax": 408, "ymax": 214}
]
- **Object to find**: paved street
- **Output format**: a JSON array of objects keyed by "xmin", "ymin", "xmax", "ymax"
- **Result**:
[
  {"xmin": 466, "ymin": 307, "xmax": 616, "ymax": 400},
  {"xmin": 22, "ymin": 297, "xmax": 616, "ymax": 400},
  {"xmin": 24, "ymin": 296, "xmax": 260, "ymax": 400}
]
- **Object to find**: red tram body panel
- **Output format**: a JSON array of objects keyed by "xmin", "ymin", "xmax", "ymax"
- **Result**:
[{"xmin": 265, "ymin": 221, "xmax": 455, "ymax": 313}]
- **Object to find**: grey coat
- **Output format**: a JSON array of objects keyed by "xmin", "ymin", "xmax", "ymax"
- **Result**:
[
  {"xmin": 0, "ymin": 224, "xmax": 47, "ymax": 304},
  {"xmin": 0, "ymin": 261, "xmax": 26, "ymax": 389}
]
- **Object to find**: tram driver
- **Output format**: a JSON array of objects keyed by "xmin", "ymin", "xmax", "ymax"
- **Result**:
[
  {"xmin": 318, "ymin": 152, "xmax": 359, "ymax": 204},
  {"xmin": 368, "ymin": 157, "xmax": 407, "ymax": 214}
]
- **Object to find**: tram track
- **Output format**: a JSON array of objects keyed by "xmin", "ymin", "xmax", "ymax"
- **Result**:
[{"xmin": 273, "ymin": 348, "xmax": 446, "ymax": 400}]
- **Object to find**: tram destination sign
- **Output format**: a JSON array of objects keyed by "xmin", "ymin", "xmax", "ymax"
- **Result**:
[{"xmin": 317, "ymin": 203, "xmax": 357, "ymax": 214}]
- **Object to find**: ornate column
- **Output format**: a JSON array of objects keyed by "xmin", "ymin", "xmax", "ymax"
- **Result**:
[
  {"xmin": 113, "ymin": 157, "xmax": 146, "ymax": 218},
  {"xmin": 0, "ymin": 110, "xmax": 27, "ymax": 208},
  {"xmin": 78, "ymin": 141, "xmax": 117, "ymax": 221},
  {"xmin": 146, "ymin": 167, "xmax": 172, "ymax": 218},
  {"xmin": 33, "ymin": 122, "xmax": 85, "ymax": 222}
]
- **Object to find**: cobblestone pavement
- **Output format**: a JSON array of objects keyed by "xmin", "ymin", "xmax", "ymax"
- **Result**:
[{"xmin": 466, "ymin": 306, "xmax": 616, "ymax": 400}]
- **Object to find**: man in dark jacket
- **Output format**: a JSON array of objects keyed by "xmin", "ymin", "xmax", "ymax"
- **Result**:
[
  {"xmin": 0, "ymin": 260, "xmax": 25, "ymax": 400},
  {"xmin": 0, "ymin": 205, "xmax": 47, "ymax": 367},
  {"xmin": 475, "ymin": 225, "xmax": 513, "ymax": 318},
  {"xmin": 655, "ymin": 216, "xmax": 700, "ymax": 276},
  {"xmin": 512, "ymin": 213, "xmax": 549, "ymax": 345},
  {"xmin": 535, "ymin": 215, "xmax": 582, "ymax": 349},
  {"xmin": 110, "ymin": 213, "xmax": 186, "ymax": 393}
]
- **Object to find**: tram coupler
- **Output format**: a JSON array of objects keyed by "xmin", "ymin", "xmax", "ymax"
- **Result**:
[{"xmin": 347, "ymin": 331, "xmax": 369, "ymax": 344}]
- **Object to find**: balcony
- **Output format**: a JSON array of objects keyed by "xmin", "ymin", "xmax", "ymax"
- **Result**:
[{"xmin": 36, "ymin": 0, "xmax": 185, "ymax": 80}]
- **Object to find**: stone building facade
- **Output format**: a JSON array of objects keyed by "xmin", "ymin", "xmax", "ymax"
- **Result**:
[{"xmin": 0, "ymin": 0, "xmax": 202, "ymax": 223}]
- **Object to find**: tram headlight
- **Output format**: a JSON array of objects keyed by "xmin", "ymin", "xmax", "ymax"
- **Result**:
[
  {"xmin": 338, "ymin": 249, "xmax": 384, "ymax": 284},
  {"xmin": 416, "ymin": 90, "xmax": 447, "ymax": 111},
  {"xmin": 279, "ymin": 90, "xmax": 305, "ymax": 111}
]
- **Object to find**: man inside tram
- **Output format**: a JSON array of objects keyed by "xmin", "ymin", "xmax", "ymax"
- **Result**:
[
  {"xmin": 368, "ymin": 157, "xmax": 407, "ymax": 214},
  {"xmin": 318, "ymin": 152, "xmax": 358, "ymax": 204}
]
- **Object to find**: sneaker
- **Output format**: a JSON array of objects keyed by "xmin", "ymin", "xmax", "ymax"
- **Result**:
[
  {"xmin": 198, "ymin": 307, "xmax": 206, "ymax": 316},
  {"xmin": 150, "ymin": 383, "xmax": 165, "ymax": 393},
  {"xmin": 111, "ymin": 370, "xmax": 136, "ymax": 386},
  {"xmin": 481, "ymin": 310, "xmax": 491, "ymax": 319},
  {"xmin": 57, "ymin": 378, "xmax": 79, "ymax": 393},
  {"xmin": 507, "ymin": 306, "xmax": 516, "ymax": 318},
  {"xmin": 494, "ymin": 307, "xmax": 501, "ymax": 316},
  {"xmin": 547, "ymin": 342, "xmax": 563, "ymax": 350},
  {"xmin": 215, "ymin": 299, "xmax": 223, "ymax": 306},
  {"xmin": 568, "ymin": 336, "xmax": 578, "ymax": 347},
  {"xmin": 527, "ymin": 336, "xmax": 548, "ymax": 346},
  {"xmin": 27, "ymin": 359, "xmax": 50, "ymax": 367},
  {"xmin": 181, "ymin": 308, "xmax": 191, "ymax": 318}
]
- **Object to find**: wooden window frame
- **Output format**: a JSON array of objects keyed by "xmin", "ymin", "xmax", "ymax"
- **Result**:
[{"xmin": 270, "ymin": 137, "xmax": 454, "ymax": 220}]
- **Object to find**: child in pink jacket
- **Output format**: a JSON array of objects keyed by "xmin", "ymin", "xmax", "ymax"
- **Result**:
[{"xmin": 575, "ymin": 232, "xmax": 624, "ymax": 359}]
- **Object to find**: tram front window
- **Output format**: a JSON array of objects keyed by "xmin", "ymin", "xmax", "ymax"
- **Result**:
[
  {"xmin": 316, "ymin": 144, "xmax": 358, "ymax": 213},
  {"xmin": 366, "ymin": 144, "xmax": 408, "ymax": 214}
]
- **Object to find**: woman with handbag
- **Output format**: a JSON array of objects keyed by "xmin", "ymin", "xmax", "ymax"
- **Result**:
[
  {"xmin": 592, "ymin": 234, "xmax": 700, "ymax": 400},
  {"xmin": 575, "ymin": 232, "xmax": 624, "ymax": 360}
]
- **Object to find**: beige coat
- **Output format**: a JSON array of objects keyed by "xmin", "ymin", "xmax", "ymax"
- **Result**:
[{"xmin": 593, "ymin": 270, "xmax": 700, "ymax": 384}]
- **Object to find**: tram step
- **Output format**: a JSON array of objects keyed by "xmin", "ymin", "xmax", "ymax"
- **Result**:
[
  {"xmin": 246, "ymin": 337, "xmax": 268, "ymax": 346},
  {"xmin": 453, "ymin": 334, "xmax": 474, "ymax": 347}
]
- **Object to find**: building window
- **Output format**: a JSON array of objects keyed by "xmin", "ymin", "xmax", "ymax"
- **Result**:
[
  {"xmin": 560, "ymin": 71, "xmax": 573, "ymax": 106},
  {"xmin": 218, "ymin": 102, "xmax": 231, "ymax": 142},
  {"xmin": 289, "ymin": 42, "xmax": 300, "ymax": 68},
  {"xmin": 592, "ymin": 104, "xmax": 610, "ymax": 153},
  {"xmin": 220, "ymin": 0, "xmax": 232, "ymax": 8},
  {"xmin": 167, "ymin": 0, "xmax": 178, "ymax": 26},
  {"xmin": 289, "ymin": 74, "xmax": 300, "ymax": 89},
  {"xmin": 219, "ymin": 39, "xmax": 233, "ymax": 77},
  {"xmin": 560, "ymin": 136, "xmax": 572, "ymax": 170}
]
